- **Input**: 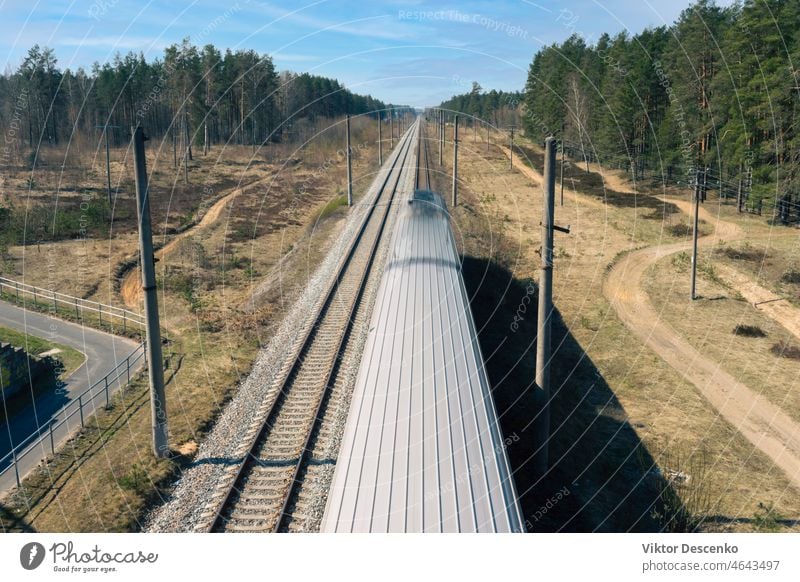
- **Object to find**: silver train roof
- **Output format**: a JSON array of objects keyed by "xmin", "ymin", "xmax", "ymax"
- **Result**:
[{"xmin": 321, "ymin": 186, "xmax": 524, "ymax": 533}]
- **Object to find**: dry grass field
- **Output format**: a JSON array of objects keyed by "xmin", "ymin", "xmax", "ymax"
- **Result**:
[
  {"xmin": 2, "ymin": 118, "xmax": 798, "ymax": 533},
  {"xmin": 0, "ymin": 115, "xmax": 390, "ymax": 532},
  {"xmin": 439, "ymin": 124, "xmax": 800, "ymax": 532}
]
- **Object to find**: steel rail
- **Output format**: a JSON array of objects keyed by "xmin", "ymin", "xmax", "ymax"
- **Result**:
[{"xmin": 207, "ymin": 123, "xmax": 418, "ymax": 533}]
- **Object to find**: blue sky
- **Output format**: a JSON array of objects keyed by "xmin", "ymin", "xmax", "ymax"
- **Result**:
[{"xmin": 0, "ymin": 0, "xmax": 732, "ymax": 107}]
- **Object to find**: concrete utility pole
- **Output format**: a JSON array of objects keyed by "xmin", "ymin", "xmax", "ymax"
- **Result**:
[
  {"xmin": 439, "ymin": 110, "xmax": 444, "ymax": 166},
  {"xmin": 378, "ymin": 112, "xmax": 383, "ymax": 167},
  {"xmin": 534, "ymin": 136, "xmax": 557, "ymax": 477},
  {"xmin": 559, "ymin": 124, "xmax": 565, "ymax": 206},
  {"xmin": 436, "ymin": 110, "xmax": 441, "ymax": 165},
  {"xmin": 736, "ymin": 164, "xmax": 743, "ymax": 213},
  {"xmin": 132, "ymin": 126, "xmax": 169, "ymax": 459},
  {"xmin": 452, "ymin": 115, "xmax": 459, "ymax": 208},
  {"xmin": 390, "ymin": 110, "xmax": 394, "ymax": 149},
  {"xmin": 346, "ymin": 114, "xmax": 353, "ymax": 206},
  {"xmin": 103, "ymin": 128, "xmax": 112, "ymax": 206},
  {"xmin": 559, "ymin": 143, "xmax": 566, "ymax": 206},
  {"xmin": 509, "ymin": 126, "xmax": 516, "ymax": 169},
  {"xmin": 96, "ymin": 124, "xmax": 120, "ymax": 209},
  {"xmin": 183, "ymin": 109, "xmax": 191, "ymax": 185},
  {"xmin": 739, "ymin": 166, "xmax": 752, "ymax": 213},
  {"xmin": 690, "ymin": 167, "xmax": 706, "ymax": 301}
]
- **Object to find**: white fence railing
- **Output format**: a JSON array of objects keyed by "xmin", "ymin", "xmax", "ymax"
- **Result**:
[
  {"xmin": 0, "ymin": 344, "xmax": 146, "ymax": 489},
  {"xmin": 0, "ymin": 276, "xmax": 144, "ymax": 332}
]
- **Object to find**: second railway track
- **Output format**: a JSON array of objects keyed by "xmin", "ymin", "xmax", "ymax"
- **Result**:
[{"xmin": 206, "ymin": 121, "xmax": 420, "ymax": 533}]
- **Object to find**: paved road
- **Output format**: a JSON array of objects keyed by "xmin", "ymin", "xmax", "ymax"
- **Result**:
[{"xmin": 0, "ymin": 300, "xmax": 143, "ymax": 493}]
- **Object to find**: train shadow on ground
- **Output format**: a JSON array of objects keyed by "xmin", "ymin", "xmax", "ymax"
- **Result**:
[{"xmin": 462, "ymin": 255, "xmax": 680, "ymax": 532}]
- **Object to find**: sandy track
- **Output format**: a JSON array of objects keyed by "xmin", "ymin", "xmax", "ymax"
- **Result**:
[
  {"xmin": 714, "ymin": 263, "xmax": 800, "ymax": 341},
  {"xmin": 604, "ymin": 199, "xmax": 800, "ymax": 488},
  {"xmin": 120, "ymin": 187, "xmax": 242, "ymax": 308},
  {"xmin": 498, "ymin": 144, "xmax": 543, "ymax": 185},
  {"xmin": 500, "ymin": 145, "xmax": 800, "ymax": 487},
  {"xmin": 666, "ymin": 198, "xmax": 800, "ymax": 342}
]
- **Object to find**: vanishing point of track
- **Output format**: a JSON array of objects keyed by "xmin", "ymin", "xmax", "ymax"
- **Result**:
[{"xmin": 207, "ymin": 122, "xmax": 419, "ymax": 533}]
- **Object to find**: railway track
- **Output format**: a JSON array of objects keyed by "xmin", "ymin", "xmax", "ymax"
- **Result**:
[
  {"xmin": 279, "ymin": 118, "xmax": 432, "ymax": 532},
  {"xmin": 206, "ymin": 121, "xmax": 419, "ymax": 533}
]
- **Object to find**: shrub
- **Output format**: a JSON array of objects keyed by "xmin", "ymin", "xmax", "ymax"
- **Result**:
[
  {"xmin": 770, "ymin": 341, "xmax": 800, "ymax": 360},
  {"xmin": 671, "ymin": 251, "xmax": 690, "ymax": 270},
  {"xmin": 723, "ymin": 245, "xmax": 764, "ymax": 262},
  {"xmin": 650, "ymin": 449, "xmax": 718, "ymax": 532},
  {"xmin": 732, "ymin": 324, "xmax": 766, "ymax": 338},
  {"xmin": 117, "ymin": 464, "xmax": 150, "ymax": 495},
  {"xmin": 669, "ymin": 223, "xmax": 693, "ymax": 237},
  {"xmin": 781, "ymin": 270, "xmax": 800, "ymax": 284},
  {"xmin": 753, "ymin": 502, "xmax": 783, "ymax": 532}
]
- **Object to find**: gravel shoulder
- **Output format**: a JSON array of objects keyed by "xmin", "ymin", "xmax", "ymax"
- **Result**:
[{"xmin": 143, "ymin": 138, "xmax": 407, "ymax": 533}]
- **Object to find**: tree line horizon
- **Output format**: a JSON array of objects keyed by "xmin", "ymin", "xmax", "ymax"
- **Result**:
[
  {"xmin": 0, "ymin": 38, "xmax": 414, "ymax": 160},
  {"xmin": 440, "ymin": 0, "xmax": 799, "ymax": 211}
]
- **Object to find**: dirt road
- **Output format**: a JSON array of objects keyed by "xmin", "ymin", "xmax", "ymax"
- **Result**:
[
  {"xmin": 666, "ymin": 198, "xmax": 800, "ymax": 342},
  {"xmin": 120, "ymin": 187, "xmax": 242, "ymax": 308},
  {"xmin": 604, "ymin": 200, "xmax": 800, "ymax": 489},
  {"xmin": 499, "ymin": 146, "xmax": 800, "ymax": 488}
]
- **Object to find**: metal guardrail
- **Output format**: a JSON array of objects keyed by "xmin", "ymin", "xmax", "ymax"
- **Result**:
[
  {"xmin": 0, "ymin": 277, "xmax": 145, "ymax": 332},
  {"xmin": 0, "ymin": 344, "xmax": 146, "ymax": 488}
]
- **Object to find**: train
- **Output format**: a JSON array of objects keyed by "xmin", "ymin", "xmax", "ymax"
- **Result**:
[{"xmin": 321, "ymin": 186, "xmax": 524, "ymax": 533}]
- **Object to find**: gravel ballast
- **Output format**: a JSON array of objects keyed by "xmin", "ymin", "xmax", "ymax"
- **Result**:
[{"xmin": 144, "ymin": 134, "xmax": 411, "ymax": 533}]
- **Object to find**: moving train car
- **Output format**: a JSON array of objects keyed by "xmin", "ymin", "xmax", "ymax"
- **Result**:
[{"xmin": 321, "ymin": 188, "xmax": 524, "ymax": 533}]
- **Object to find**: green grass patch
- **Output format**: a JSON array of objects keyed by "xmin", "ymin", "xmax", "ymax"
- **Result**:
[
  {"xmin": 0, "ymin": 324, "xmax": 85, "ymax": 378},
  {"xmin": 315, "ymin": 195, "xmax": 348, "ymax": 222}
]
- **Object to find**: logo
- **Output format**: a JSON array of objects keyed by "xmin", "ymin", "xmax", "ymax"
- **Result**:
[{"xmin": 20, "ymin": 542, "xmax": 46, "ymax": 570}]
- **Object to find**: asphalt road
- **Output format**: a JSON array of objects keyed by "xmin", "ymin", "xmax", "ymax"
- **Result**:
[{"xmin": 0, "ymin": 300, "xmax": 143, "ymax": 493}]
